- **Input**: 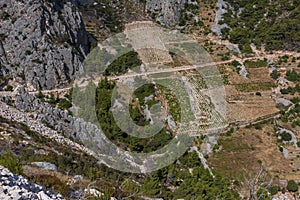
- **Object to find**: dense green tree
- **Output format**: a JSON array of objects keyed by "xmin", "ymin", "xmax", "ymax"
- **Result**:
[{"xmin": 104, "ymin": 51, "xmax": 142, "ymax": 76}]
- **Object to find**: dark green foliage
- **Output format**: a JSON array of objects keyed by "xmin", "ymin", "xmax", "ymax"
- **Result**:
[
  {"xmin": 171, "ymin": 166, "xmax": 240, "ymax": 199},
  {"xmin": 286, "ymin": 69, "xmax": 300, "ymax": 82},
  {"xmin": 254, "ymin": 124, "xmax": 262, "ymax": 130},
  {"xmin": 35, "ymin": 91, "xmax": 44, "ymax": 99},
  {"xmin": 291, "ymin": 97, "xmax": 300, "ymax": 104},
  {"xmin": 280, "ymin": 84, "xmax": 300, "ymax": 95},
  {"xmin": 58, "ymin": 98, "xmax": 72, "ymax": 110},
  {"xmin": 279, "ymin": 146, "xmax": 284, "ymax": 152},
  {"xmin": 280, "ymin": 132, "xmax": 292, "ymax": 141},
  {"xmin": 294, "ymin": 104, "xmax": 300, "ymax": 113},
  {"xmin": 156, "ymin": 84, "xmax": 181, "ymax": 122},
  {"xmin": 141, "ymin": 176, "xmax": 161, "ymax": 196},
  {"xmin": 138, "ymin": 152, "xmax": 239, "ymax": 199},
  {"xmin": 222, "ymin": 55, "xmax": 230, "ymax": 61},
  {"xmin": 94, "ymin": 79, "xmax": 172, "ymax": 153},
  {"xmin": 103, "ymin": 51, "xmax": 142, "ymax": 76},
  {"xmin": 0, "ymin": 151, "xmax": 23, "ymax": 174},
  {"xmin": 269, "ymin": 185, "xmax": 279, "ymax": 195},
  {"xmin": 244, "ymin": 60, "xmax": 268, "ymax": 68},
  {"xmin": 47, "ymin": 93, "xmax": 59, "ymax": 105},
  {"xmin": 25, "ymin": 50, "xmax": 32, "ymax": 55},
  {"xmin": 239, "ymin": 43, "xmax": 253, "ymax": 54},
  {"xmin": 225, "ymin": 128, "xmax": 234, "ymax": 136},
  {"xmin": 134, "ymin": 83, "xmax": 156, "ymax": 105},
  {"xmin": 280, "ymin": 113, "xmax": 289, "ymax": 123},
  {"xmin": 287, "ymin": 180, "xmax": 298, "ymax": 192},
  {"xmin": 1, "ymin": 11, "xmax": 10, "ymax": 20},
  {"xmin": 4, "ymin": 84, "xmax": 13, "ymax": 91},
  {"xmin": 231, "ymin": 60, "xmax": 241, "ymax": 68},
  {"xmin": 270, "ymin": 69, "xmax": 279, "ymax": 80},
  {"xmin": 257, "ymin": 188, "xmax": 271, "ymax": 200},
  {"xmin": 220, "ymin": 0, "xmax": 300, "ymax": 51},
  {"xmin": 178, "ymin": 1, "xmax": 201, "ymax": 27},
  {"xmin": 64, "ymin": 88, "xmax": 73, "ymax": 101}
]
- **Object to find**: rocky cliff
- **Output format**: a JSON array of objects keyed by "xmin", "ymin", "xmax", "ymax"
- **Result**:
[
  {"xmin": 0, "ymin": 165, "xmax": 65, "ymax": 200},
  {"xmin": 145, "ymin": 0, "xmax": 187, "ymax": 26},
  {"xmin": 0, "ymin": 0, "xmax": 92, "ymax": 90}
]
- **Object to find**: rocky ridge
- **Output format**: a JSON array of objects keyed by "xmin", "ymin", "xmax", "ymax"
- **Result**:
[
  {"xmin": 0, "ymin": 0, "xmax": 92, "ymax": 90},
  {"xmin": 0, "ymin": 165, "xmax": 65, "ymax": 200}
]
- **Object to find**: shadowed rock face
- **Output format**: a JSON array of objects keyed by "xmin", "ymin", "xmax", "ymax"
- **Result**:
[
  {"xmin": 145, "ymin": 0, "xmax": 187, "ymax": 26},
  {"xmin": 0, "ymin": 0, "xmax": 91, "ymax": 90}
]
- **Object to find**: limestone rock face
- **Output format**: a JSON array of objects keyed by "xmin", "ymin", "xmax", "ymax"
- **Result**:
[
  {"xmin": 145, "ymin": 0, "xmax": 187, "ymax": 26},
  {"xmin": 0, "ymin": 165, "xmax": 65, "ymax": 200},
  {"xmin": 0, "ymin": 0, "xmax": 91, "ymax": 90},
  {"xmin": 31, "ymin": 162, "xmax": 58, "ymax": 172}
]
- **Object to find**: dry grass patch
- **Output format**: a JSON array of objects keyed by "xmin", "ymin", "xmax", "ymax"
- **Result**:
[
  {"xmin": 209, "ymin": 123, "xmax": 294, "ymax": 181},
  {"xmin": 225, "ymin": 85, "xmax": 279, "ymax": 123}
]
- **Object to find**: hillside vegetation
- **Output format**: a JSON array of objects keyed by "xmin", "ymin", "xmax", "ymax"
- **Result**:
[{"xmin": 219, "ymin": 0, "xmax": 300, "ymax": 51}]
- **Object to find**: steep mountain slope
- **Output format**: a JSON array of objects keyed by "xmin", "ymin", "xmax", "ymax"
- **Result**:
[
  {"xmin": 0, "ymin": 0, "xmax": 92, "ymax": 90},
  {"xmin": 145, "ymin": 0, "xmax": 187, "ymax": 26},
  {"xmin": 78, "ymin": 0, "xmax": 147, "ymax": 41}
]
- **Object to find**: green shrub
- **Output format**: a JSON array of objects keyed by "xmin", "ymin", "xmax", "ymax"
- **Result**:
[
  {"xmin": 25, "ymin": 50, "xmax": 32, "ymax": 55},
  {"xmin": 4, "ymin": 84, "xmax": 13, "ymax": 91},
  {"xmin": 254, "ymin": 124, "xmax": 262, "ymax": 130},
  {"xmin": 104, "ymin": 51, "xmax": 142, "ymax": 76},
  {"xmin": 257, "ymin": 188, "xmax": 270, "ymax": 200},
  {"xmin": 231, "ymin": 60, "xmax": 240, "ymax": 68},
  {"xmin": 270, "ymin": 70, "xmax": 279, "ymax": 80},
  {"xmin": 279, "ymin": 146, "xmax": 283, "ymax": 152},
  {"xmin": 280, "ymin": 132, "xmax": 292, "ymax": 141},
  {"xmin": 286, "ymin": 70, "xmax": 300, "ymax": 82},
  {"xmin": 58, "ymin": 98, "xmax": 72, "ymax": 110},
  {"xmin": 35, "ymin": 91, "xmax": 44, "ymax": 99},
  {"xmin": 0, "ymin": 151, "xmax": 23, "ymax": 174},
  {"xmin": 244, "ymin": 60, "xmax": 268, "ymax": 68},
  {"xmin": 269, "ymin": 185, "xmax": 279, "ymax": 196},
  {"xmin": 287, "ymin": 180, "xmax": 298, "ymax": 192}
]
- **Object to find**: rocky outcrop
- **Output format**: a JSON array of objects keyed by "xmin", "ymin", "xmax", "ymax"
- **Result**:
[
  {"xmin": 0, "ymin": 0, "xmax": 92, "ymax": 90},
  {"xmin": 14, "ymin": 87, "xmax": 75, "ymax": 135},
  {"xmin": 0, "ymin": 95, "xmax": 98, "ymax": 158},
  {"xmin": 145, "ymin": 0, "xmax": 187, "ymax": 26},
  {"xmin": 31, "ymin": 162, "xmax": 58, "ymax": 172},
  {"xmin": 0, "ymin": 165, "xmax": 65, "ymax": 200}
]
